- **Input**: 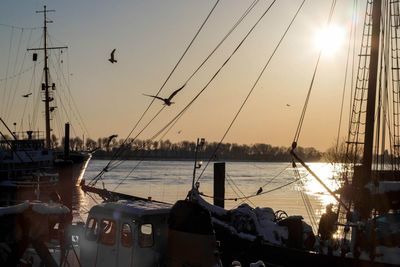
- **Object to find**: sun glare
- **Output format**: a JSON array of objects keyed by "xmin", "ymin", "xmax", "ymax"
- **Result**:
[{"xmin": 314, "ymin": 25, "xmax": 345, "ymax": 57}]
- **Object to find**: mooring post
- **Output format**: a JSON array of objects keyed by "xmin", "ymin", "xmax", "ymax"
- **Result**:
[
  {"xmin": 56, "ymin": 123, "xmax": 74, "ymax": 265},
  {"xmin": 58, "ymin": 123, "xmax": 73, "ymax": 212},
  {"xmin": 64, "ymin": 123, "xmax": 70, "ymax": 160},
  {"xmin": 214, "ymin": 162, "xmax": 225, "ymax": 208}
]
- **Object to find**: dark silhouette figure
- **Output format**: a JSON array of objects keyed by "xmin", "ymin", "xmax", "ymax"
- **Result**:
[
  {"xmin": 143, "ymin": 84, "xmax": 185, "ymax": 106},
  {"xmin": 318, "ymin": 204, "xmax": 337, "ymax": 254},
  {"xmin": 109, "ymin": 49, "xmax": 117, "ymax": 63},
  {"xmin": 22, "ymin": 93, "xmax": 32, "ymax": 98}
]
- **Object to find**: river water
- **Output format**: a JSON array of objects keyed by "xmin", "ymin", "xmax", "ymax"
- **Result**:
[{"xmin": 75, "ymin": 159, "xmax": 341, "ymax": 231}]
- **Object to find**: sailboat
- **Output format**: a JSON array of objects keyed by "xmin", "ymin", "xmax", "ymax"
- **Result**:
[
  {"xmin": 169, "ymin": 0, "xmax": 400, "ymax": 266},
  {"xmin": 0, "ymin": 6, "xmax": 90, "ymax": 203}
]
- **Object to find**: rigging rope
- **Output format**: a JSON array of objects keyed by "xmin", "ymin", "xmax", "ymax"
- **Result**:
[
  {"xmin": 150, "ymin": 0, "xmax": 278, "ymax": 144},
  {"xmin": 336, "ymin": 0, "xmax": 359, "ymax": 155},
  {"xmin": 183, "ymin": 0, "xmax": 261, "ymax": 85},
  {"xmin": 89, "ymin": 106, "xmax": 166, "ymax": 186},
  {"xmin": 102, "ymin": 0, "xmax": 221, "ymax": 168},
  {"xmin": 197, "ymin": 0, "xmax": 304, "ymax": 183},
  {"xmin": 293, "ymin": 0, "xmax": 338, "ymax": 144},
  {"xmin": 292, "ymin": 161, "xmax": 318, "ymax": 232},
  {"xmin": 1, "ymin": 26, "xmax": 14, "ymax": 116},
  {"xmin": 155, "ymin": 0, "xmax": 263, "ymax": 143},
  {"xmin": 200, "ymin": 171, "xmax": 307, "ymax": 201},
  {"xmin": 5, "ymin": 29, "xmax": 25, "ymax": 121},
  {"xmin": 0, "ymin": 23, "xmax": 39, "ymax": 30},
  {"xmin": 90, "ymin": 0, "xmax": 266, "ymax": 185}
]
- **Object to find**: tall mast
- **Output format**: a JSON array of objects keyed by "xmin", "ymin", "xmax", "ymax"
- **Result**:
[
  {"xmin": 28, "ymin": 6, "xmax": 67, "ymax": 148},
  {"xmin": 361, "ymin": 0, "xmax": 382, "ymax": 184},
  {"xmin": 42, "ymin": 5, "xmax": 51, "ymax": 149}
]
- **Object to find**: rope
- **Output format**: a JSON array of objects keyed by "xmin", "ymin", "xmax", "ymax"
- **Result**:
[
  {"xmin": 158, "ymin": 0, "xmax": 262, "ymax": 142},
  {"xmin": 102, "ymin": 0, "xmax": 221, "ymax": 168},
  {"xmin": 5, "ymin": 28, "xmax": 25, "ymax": 121},
  {"xmin": 89, "ymin": 106, "xmax": 165, "ymax": 186},
  {"xmin": 0, "ymin": 23, "xmax": 39, "ymax": 30},
  {"xmin": 336, "ymin": 0, "xmax": 358, "ymax": 154},
  {"xmin": 89, "ymin": 0, "xmax": 268, "ymax": 185},
  {"xmin": 1, "ymin": 26, "xmax": 14, "ymax": 116},
  {"xmin": 292, "ymin": 161, "xmax": 318, "ymax": 231},
  {"xmin": 197, "ymin": 0, "xmax": 304, "ymax": 183},
  {"xmin": 200, "ymin": 172, "xmax": 306, "ymax": 201},
  {"xmin": 293, "ymin": 0, "xmax": 338, "ymax": 143},
  {"xmin": 226, "ymin": 172, "xmax": 256, "ymax": 206},
  {"xmin": 149, "ymin": 0, "xmax": 278, "ymax": 145},
  {"xmin": 183, "ymin": 0, "xmax": 261, "ymax": 85}
]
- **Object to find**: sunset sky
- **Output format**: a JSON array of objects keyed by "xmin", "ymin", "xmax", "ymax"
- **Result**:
[{"xmin": 0, "ymin": 0, "xmax": 363, "ymax": 151}]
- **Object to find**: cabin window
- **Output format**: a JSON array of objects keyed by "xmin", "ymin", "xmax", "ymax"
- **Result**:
[
  {"xmin": 100, "ymin": 219, "xmax": 116, "ymax": 246},
  {"xmin": 139, "ymin": 223, "xmax": 153, "ymax": 247},
  {"xmin": 121, "ymin": 223, "xmax": 133, "ymax": 248},
  {"xmin": 85, "ymin": 217, "xmax": 99, "ymax": 241}
]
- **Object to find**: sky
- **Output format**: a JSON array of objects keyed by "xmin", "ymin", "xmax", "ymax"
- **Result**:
[{"xmin": 0, "ymin": 0, "xmax": 363, "ymax": 151}]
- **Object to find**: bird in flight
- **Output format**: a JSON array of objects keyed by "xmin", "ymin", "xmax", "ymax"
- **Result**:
[
  {"xmin": 22, "ymin": 93, "xmax": 32, "ymax": 98},
  {"xmin": 108, "ymin": 49, "xmax": 117, "ymax": 63},
  {"xmin": 143, "ymin": 84, "xmax": 186, "ymax": 106}
]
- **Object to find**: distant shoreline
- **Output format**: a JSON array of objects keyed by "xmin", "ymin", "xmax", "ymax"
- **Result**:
[{"xmin": 90, "ymin": 155, "xmax": 322, "ymax": 163}]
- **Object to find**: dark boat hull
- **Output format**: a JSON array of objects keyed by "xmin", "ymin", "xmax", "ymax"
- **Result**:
[
  {"xmin": 55, "ymin": 151, "xmax": 91, "ymax": 186},
  {"xmin": 213, "ymin": 222, "xmax": 396, "ymax": 267},
  {"xmin": 169, "ymin": 200, "xmax": 397, "ymax": 267}
]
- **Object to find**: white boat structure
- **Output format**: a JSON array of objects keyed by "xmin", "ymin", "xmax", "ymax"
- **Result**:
[{"xmin": 0, "ymin": 6, "xmax": 91, "ymax": 203}]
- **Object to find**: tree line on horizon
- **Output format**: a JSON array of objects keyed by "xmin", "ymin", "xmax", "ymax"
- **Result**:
[{"xmin": 50, "ymin": 135, "xmax": 323, "ymax": 162}]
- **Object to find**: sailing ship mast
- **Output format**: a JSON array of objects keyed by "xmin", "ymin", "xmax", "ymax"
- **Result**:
[
  {"xmin": 361, "ymin": 0, "xmax": 381, "ymax": 179},
  {"xmin": 351, "ymin": 0, "xmax": 382, "ymax": 218},
  {"xmin": 27, "ymin": 5, "xmax": 67, "ymax": 148}
]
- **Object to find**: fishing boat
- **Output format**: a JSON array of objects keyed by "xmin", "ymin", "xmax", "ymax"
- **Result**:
[{"xmin": 0, "ymin": 6, "xmax": 91, "ymax": 202}]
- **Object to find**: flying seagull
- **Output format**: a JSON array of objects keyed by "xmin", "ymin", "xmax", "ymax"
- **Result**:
[
  {"xmin": 22, "ymin": 93, "xmax": 32, "ymax": 98},
  {"xmin": 108, "ymin": 49, "xmax": 117, "ymax": 63},
  {"xmin": 143, "ymin": 84, "xmax": 186, "ymax": 106}
]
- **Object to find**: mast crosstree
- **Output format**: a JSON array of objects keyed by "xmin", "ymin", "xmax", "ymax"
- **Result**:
[{"xmin": 27, "ymin": 5, "xmax": 67, "ymax": 148}]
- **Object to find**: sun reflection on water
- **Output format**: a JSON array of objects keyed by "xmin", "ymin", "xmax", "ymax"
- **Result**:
[{"xmin": 296, "ymin": 162, "xmax": 343, "ymax": 212}]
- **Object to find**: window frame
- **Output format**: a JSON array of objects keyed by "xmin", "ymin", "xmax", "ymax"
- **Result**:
[
  {"xmin": 138, "ymin": 223, "xmax": 154, "ymax": 248},
  {"xmin": 99, "ymin": 218, "xmax": 117, "ymax": 246},
  {"xmin": 120, "ymin": 222, "xmax": 133, "ymax": 248},
  {"xmin": 85, "ymin": 217, "xmax": 99, "ymax": 241}
]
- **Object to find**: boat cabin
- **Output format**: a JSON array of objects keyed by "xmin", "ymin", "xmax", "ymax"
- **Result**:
[{"xmin": 80, "ymin": 200, "xmax": 172, "ymax": 267}]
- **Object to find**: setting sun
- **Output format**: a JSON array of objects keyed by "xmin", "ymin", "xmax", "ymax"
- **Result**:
[{"xmin": 314, "ymin": 25, "xmax": 345, "ymax": 56}]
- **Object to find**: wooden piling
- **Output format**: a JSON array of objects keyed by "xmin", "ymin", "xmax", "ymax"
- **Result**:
[
  {"xmin": 213, "ymin": 162, "xmax": 225, "ymax": 208},
  {"xmin": 64, "ymin": 123, "xmax": 70, "ymax": 159}
]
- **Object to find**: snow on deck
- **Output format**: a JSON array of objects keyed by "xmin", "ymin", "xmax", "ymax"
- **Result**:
[
  {"xmin": 194, "ymin": 191, "xmax": 288, "ymax": 245},
  {"xmin": 0, "ymin": 201, "xmax": 69, "ymax": 216},
  {"xmin": 92, "ymin": 199, "xmax": 172, "ymax": 217}
]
